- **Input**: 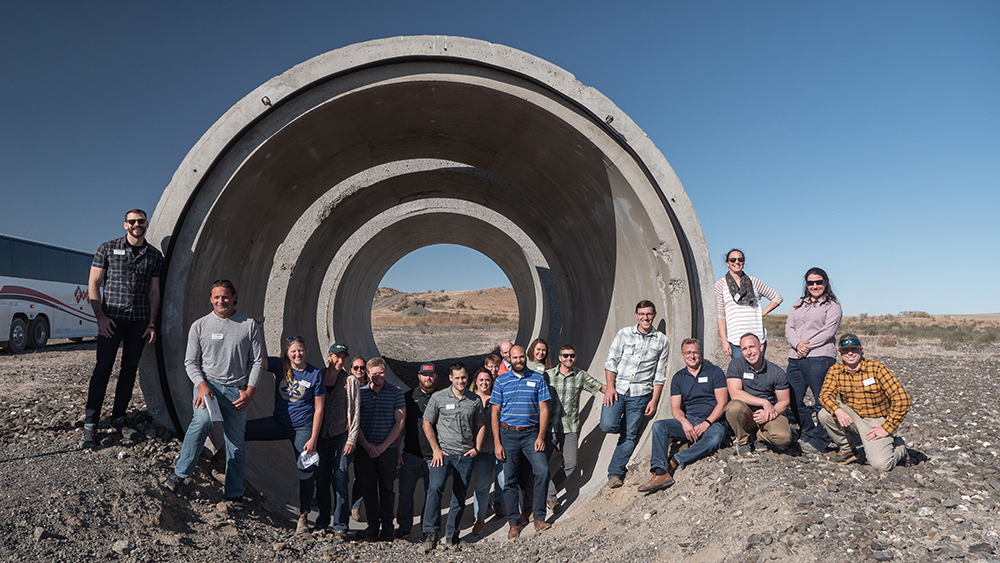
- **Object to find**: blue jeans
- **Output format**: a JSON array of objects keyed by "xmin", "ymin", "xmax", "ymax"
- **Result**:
[
  {"xmin": 245, "ymin": 416, "xmax": 315, "ymax": 515},
  {"xmin": 649, "ymin": 417, "xmax": 727, "ymax": 471},
  {"xmin": 786, "ymin": 356, "xmax": 836, "ymax": 448},
  {"xmin": 499, "ymin": 427, "xmax": 549, "ymax": 525},
  {"xmin": 472, "ymin": 453, "xmax": 504, "ymax": 519},
  {"xmin": 423, "ymin": 454, "xmax": 474, "ymax": 538},
  {"xmin": 173, "ymin": 381, "xmax": 247, "ymax": 499},
  {"xmin": 315, "ymin": 431, "xmax": 351, "ymax": 530},
  {"xmin": 600, "ymin": 391, "xmax": 651, "ymax": 479},
  {"xmin": 397, "ymin": 450, "xmax": 429, "ymax": 534}
]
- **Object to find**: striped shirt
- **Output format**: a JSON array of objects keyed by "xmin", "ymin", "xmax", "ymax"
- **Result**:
[
  {"xmin": 490, "ymin": 369, "xmax": 551, "ymax": 427},
  {"xmin": 715, "ymin": 275, "xmax": 782, "ymax": 345},
  {"xmin": 604, "ymin": 325, "xmax": 669, "ymax": 397},
  {"xmin": 92, "ymin": 236, "xmax": 163, "ymax": 323},
  {"xmin": 544, "ymin": 366, "xmax": 603, "ymax": 433},
  {"xmin": 818, "ymin": 358, "xmax": 911, "ymax": 434},
  {"xmin": 359, "ymin": 383, "xmax": 405, "ymax": 447}
]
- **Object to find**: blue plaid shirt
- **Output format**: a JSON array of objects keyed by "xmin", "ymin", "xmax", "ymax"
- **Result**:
[
  {"xmin": 92, "ymin": 236, "xmax": 163, "ymax": 323},
  {"xmin": 490, "ymin": 368, "xmax": 551, "ymax": 427}
]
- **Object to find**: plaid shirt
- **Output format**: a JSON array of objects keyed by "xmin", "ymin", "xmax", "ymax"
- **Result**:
[
  {"xmin": 544, "ymin": 366, "xmax": 603, "ymax": 433},
  {"xmin": 92, "ymin": 236, "xmax": 163, "ymax": 323},
  {"xmin": 604, "ymin": 325, "xmax": 669, "ymax": 396},
  {"xmin": 819, "ymin": 358, "xmax": 911, "ymax": 434}
]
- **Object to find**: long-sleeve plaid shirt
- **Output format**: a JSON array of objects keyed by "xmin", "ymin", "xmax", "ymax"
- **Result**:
[{"xmin": 819, "ymin": 358, "xmax": 911, "ymax": 434}]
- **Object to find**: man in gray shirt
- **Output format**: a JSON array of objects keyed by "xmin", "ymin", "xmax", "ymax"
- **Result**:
[
  {"xmin": 421, "ymin": 363, "xmax": 485, "ymax": 550},
  {"xmin": 163, "ymin": 280, "xmax": 264, "ymax": 511},
  {"xmin": 725, "ymin": 333, "xmax": 792, "ymax": 457}
]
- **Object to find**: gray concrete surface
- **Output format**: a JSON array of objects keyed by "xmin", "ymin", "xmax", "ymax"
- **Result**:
[{"xmin": 139, "ymin": 36, "xmax": 716, "ymax": 523}]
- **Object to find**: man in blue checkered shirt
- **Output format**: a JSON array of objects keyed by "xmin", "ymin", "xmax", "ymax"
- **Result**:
[{"xmin": 599, "ymin": 300, "xmax": 669, "ymax": 488}]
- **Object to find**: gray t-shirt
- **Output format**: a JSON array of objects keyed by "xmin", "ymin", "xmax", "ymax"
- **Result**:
[
  {"xmin": 423, "ymin": 387, "xmax": 486, "ymax": 456},
  {"xmin": 725, "ymin": 357, "xmax": 788, "ymax": 405},
  {"xmin": 184, "ymin": 310, "xmax": 264, "ymax": 388}
]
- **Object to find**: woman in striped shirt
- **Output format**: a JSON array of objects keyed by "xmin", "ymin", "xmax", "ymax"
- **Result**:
[{"xmin": 715, "ymin": 249, "xmax": 782, "ymax": 363}]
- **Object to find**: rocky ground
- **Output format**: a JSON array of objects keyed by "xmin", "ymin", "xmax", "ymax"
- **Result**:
[{"xmin": 2, "ymin": 336, "xmax": 1000, "ymax": 562}]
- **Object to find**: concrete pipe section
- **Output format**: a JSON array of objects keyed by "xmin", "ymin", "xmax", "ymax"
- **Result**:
[{"xmin": 139, "ymin": 36, "xmax": 716, "ymax": 519}]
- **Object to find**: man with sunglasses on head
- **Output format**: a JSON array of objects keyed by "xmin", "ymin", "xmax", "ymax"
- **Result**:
[
  {"xmin": 395, "ymin": 362, "xmax": 438, "ymax": 539},
  {"xmin": 818, "ymin": 334, "xmax": 911, "ymax": 471},
  {"xmin": 542, "ymin": 344, "xmax": 605, "ymax": 511},
  {"xmin": 163, "ymin": 279, "xmax": 264, "ymax": 513},
  {"xmin": 82, "ymin": 209, "xmax": 164, "ymax": 448}
]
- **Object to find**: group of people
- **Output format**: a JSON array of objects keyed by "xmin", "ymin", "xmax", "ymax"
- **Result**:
[{"xmin": 81, "ymin": 211, "xmax": 912, "ymax": 547}]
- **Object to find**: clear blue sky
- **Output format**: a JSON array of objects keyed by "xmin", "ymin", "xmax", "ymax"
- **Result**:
[{"xmin": 2, "ymin": 1, "xmax": 996, "ymax": 315}]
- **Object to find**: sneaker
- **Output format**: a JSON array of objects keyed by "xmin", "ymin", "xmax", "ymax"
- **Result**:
[
  {"xmin": 472, "ymin": 519, "xmax": 486, "ymax": 534},
  {"xmin": 163, "ymin": 473, "xmax": 184, "ymax": 492},
  {"xmin": 898, "ymin": 447, "xmax": 910, "ymax": 468},
  {"xmin": 831, "ymin": 449, "xmax": 858, "ymax": 466},
  {"xmin": 227, "ymin": 497, "xmax": 246, "ymax": 512},
  {"xmin": 357, "ymin": 525, "xmax": 380, "ymax": 541},
  {"xmin": 546, "ymin": 500, "xmax": 562, "ymax": 513},
  {"xmin": 606, "ymin": 476, "xmax": 623, "ymax": 489},
  {"xmin": 493, "ymin": 502, "xmax": 505, "ymax": 519},
  {"xmin": 80, "ymin": 423, "xmax": 97, "ymax": 449},
  {"xmin": 798, "ymin": 439, "xmax": 824, "ymax": 454},
  {"xmin": 333, "ymin": 530, "xmax": 348, "ymax": 542},
  {"xmin": 111, "ymin": 415, "xmax": 129, "ymax": 430},
  {"xmin": 736, "ymin": 443, "xmax": 758, "ymax": 459},
  {"xmin": 422, "ymin": 531, "xmax": 438, "ymax": 552}
]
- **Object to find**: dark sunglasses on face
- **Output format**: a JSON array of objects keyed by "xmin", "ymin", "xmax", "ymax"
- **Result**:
[
  {"xmin": 352, "ymin": 365, "xmax": 365, "ymax": 371},
  {"xmin": 728, "ymin": 257, "xmax": 745, "ymax": 263},
  {"xmin": 126, "ymin": 219, "xmax": 147, "ymax": 225},
  {"xmin": 806, "ymin": 280, "xmax": 825, "ymax": 286},
  {"xmin": 560, "ymin": 353, "xmax": 576, "ymax": 358}
]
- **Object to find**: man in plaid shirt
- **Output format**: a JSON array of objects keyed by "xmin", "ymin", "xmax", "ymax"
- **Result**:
[
  {"xmin": 818, "ymin": 334, "xmax": 911, "ymax": 471},
  {"xmin": 543, "ymin": 344, "xmax": 605, "ymax": 511}
]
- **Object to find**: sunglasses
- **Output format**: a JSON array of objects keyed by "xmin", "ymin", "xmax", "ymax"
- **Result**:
[
  {"xmin": 351, "ymin": 365, "xmax": 365, "ymax": 370},
  {"xmin": 839, "ymin": 338, "xmax": 861, "ymax": 349},
  {"xmin": 728, "ymin": 257, "xmax": 745, "ymax": 263},
  {"xmin": 806, "ymin": 280, "xmax": 825, "ymax": 286},
  {"xmin": 126, "ymin": 219, "xmax": 147, "ymax": 225},
  {"xmin": 285, "ymin": 336, "xmax": 304, "ymax": 343},
  {"xmin": 560, "ymin": 353, "xmax": 576, "ymax": 358}
]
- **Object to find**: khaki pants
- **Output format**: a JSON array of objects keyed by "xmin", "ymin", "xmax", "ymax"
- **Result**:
[
  {"xmin": 725, "ymin": 400, "xmax": 792, "ymax": 447},
  {"xmin": 818, "ymin": 403, "xmax": 906, "ymax": 472}
]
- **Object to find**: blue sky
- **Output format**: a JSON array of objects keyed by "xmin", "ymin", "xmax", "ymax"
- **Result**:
[{"xmin": 2, "ymin": 1, "xmax": 996, "ymax": 315}]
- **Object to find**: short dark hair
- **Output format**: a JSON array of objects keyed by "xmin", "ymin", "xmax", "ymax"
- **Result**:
[
  {"xmin": 739, "ymin": 332, "xmax": 760, "ymax": 344},
  {"xmin": 558, "ymin": 344, "xmax": 576, "ymax": 353},
  {"xmin": 124, "ymin": 209, "xmax": 147, "ymax": 220},
  {"xmin": 210, "ymin": 279, "xmax": 237, "ymax": 305},
  {"xmin": 450, "ymin": 362, "xmax": 467, "ymax": 375},
  {"xmin": 681, "ymin": 337, "xmax": 701, "ymax": 350},
  {"xmin": 635, "ymin": 300, "xmax": 656, "ymax": 313}
]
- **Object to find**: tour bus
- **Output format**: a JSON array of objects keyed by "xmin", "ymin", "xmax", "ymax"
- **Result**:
[{"xmin": 0, "ymin": 234, "xmax": 97, "ymax": 353}]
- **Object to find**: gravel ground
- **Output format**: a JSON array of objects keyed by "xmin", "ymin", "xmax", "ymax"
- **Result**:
[{"xmin": 2, "ymin": 336, "xmax": 1000, "ymax": 562}]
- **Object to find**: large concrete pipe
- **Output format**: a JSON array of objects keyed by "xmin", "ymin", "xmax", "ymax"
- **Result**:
[{"xmin": 139, "ymin": 36, "xmax": 715, "ymax": 518}]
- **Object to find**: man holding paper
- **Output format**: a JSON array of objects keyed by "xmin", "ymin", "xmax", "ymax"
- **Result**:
[{"xmin": 163, "ymin": 279, "xmax": 264, "ymax": 512}]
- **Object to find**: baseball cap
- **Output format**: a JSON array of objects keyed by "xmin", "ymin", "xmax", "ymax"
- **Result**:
[
  {"xmin": 328, "ymin": 343, "xmax": 349, "ymax": 356},
  {"xmin": 418, "ymin": 363, "xmax": 436, "ymax": 374},
  {"xmin": 297, "ymin": 450, "xmax": 320, "ymax": 479},
  {"xmin": 838, "ymin": 334, "xmax": 862, "ymax": 350}
]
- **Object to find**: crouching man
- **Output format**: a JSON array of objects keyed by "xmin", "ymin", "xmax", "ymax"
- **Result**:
[
  {"xmin": 818, "ymin": 334, "xmax": 910, "ymax": 471},
  {"xmin": 639, "ymin": 338, "xmax": 728, "ymax": 493}
]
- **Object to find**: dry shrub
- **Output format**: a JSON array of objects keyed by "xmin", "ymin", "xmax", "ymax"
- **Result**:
[
  {"xmin": 876, "ymin": 335, "xmax": 898, "ymax": 347},
  {"xmin": 372, "ymin": 313, "xmax": 514, "ymax": 327}
]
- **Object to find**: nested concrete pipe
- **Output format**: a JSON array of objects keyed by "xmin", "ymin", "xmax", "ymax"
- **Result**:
[{"xmin": 139, "ymin": 36, "xmax": 715, "ymax": 518}]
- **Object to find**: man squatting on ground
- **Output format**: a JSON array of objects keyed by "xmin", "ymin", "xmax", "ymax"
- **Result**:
[
  {"xmin": 164, "ymin": 280, "xmax": 264, "ymax": 511},
  {"xmin": 421, "ymin": 363, "xmax": 486, "ymax": 550},
  {"xmin": 491, "ymin": 345, "xmax": 552, "ymax": 539},
  {"xmin": 543, "ymin": 344, "xmax": 605, "ymax": 510},
  {"xmin": 819, "ymin": 334, "xmax": 911, "ymax": 471},
  {"xmin": 396, "ymin": 362, "xmax": 438, "ymax": 539},
  {"xmin": 639, "ymin": 338, "xmax": 728, "ymax": 493},
  {"xmin": 313, "ymin": 343, "xmax": 360, "ymax": 540},
  {"xmin": 83, "ymin": 209, "xmax": 163, "ymax": 448},
  {"xmin": 725, "ymin": 333, "xmax": 793, "ymax": 456},
  {"xmin": 355, "ymin": 357, "xmax": 405, "ymax": 541},
  {"xmin": 600, "ymin": 300, "xmax": 669, "ymax": 488}
]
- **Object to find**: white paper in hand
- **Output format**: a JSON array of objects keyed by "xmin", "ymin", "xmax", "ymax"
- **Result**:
[{"xmin": 205, "ymin": 395, "xmax": 224, "ymax": 422}]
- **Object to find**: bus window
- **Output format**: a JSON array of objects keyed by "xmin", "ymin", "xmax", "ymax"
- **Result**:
[
  {"xmin": 0, "ymin": 238, "xmax": 10, "ymax": 276},
  {"xmin": 68, "ymin": 253, "xmax": 92, "ymax": 285},
  {"xmin": 39, "ymin": 247, "xmax": 68, "ymax": 283},
  {"xmin": 10, "ymin": 240, "xmax": 41, "ymax": 280}
]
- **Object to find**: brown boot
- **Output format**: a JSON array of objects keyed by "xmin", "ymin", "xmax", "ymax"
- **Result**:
[
  {"xmin": 533, "ymin": 520, "xmax": 551, "ymax": 532},
  {"xmin": 637, "ymin": 473, "xmax": 675, "ymax": 493},
  {"xmin": 507, "ymin": 524, "xmax": 523, "ymax": 540}
]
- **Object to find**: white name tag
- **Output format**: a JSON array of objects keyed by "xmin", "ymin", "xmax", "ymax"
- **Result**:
[
  {"xmin": 446, "ymin": 403, "xmax": 456, "ymax": 410},
  {"xmin": 298, "ymin": 380, "xmax": 312, "ymax": 389},
  {"xmin": 698, "ymin": 377, "xmax": 708, "ymax": 383},
  {"xmin": 862, "ymin": 377, "xmax": 876, "ymax": 386},
  {"xmin": 743, "ymin": 372, "xmax": 755, "ymax": 380},
  {"xmin": 113, "ymin": 249, "xmax": 126, "ymax": 255},
  {"xmin": 527, "ymin": 381, "xmax": 537, "ymax": 387},
  {"xmin": 211, "ymin": 333, "xmax": 224, "ymax": 340}
]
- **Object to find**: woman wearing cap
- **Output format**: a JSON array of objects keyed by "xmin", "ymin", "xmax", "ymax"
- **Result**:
[
  {"xmin": 785, "ymin": 267, "xmax": 842, "ymax": 453},
  {"xmin": 314, "ymin": 343, "xmax": 360, "ymax": 539},
  {"xmin": 526, "ymin": 338, "xmax": 552, "ymax": 372},
  {"xmin": 471, "ymin": 366, "xmax": 505, "ymax": 533},
  {"xmin": 245, "ymin": 336, "xmax": 325, "ymax": 535},
  {"xmin": 715, "ymin": 249, "xmax": 783, "ymax": 362}
]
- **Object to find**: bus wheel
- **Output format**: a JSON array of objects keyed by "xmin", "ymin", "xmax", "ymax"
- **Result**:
[
  {"xmin": 8, "ymin": 318, "xmax": 28, "ymax": 353},
  {"xmin": 28, "ymin": 317, "xmax": 49, "ymax": 350}
]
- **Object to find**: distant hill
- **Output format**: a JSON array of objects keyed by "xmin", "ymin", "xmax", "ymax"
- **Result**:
[{"xmin": 372, "ymin": 287, "xmax": 517, "ymax": 326}]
